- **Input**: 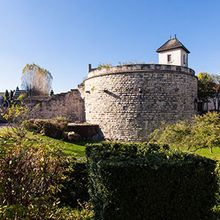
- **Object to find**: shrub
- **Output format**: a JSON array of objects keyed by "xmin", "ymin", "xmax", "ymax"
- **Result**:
[
  {"xmin": 0, "ymin": 127, "xmax": 67, "ymax": 219},
  {"xmin": 48, "ymin": 203, "xmax": 94, "ymax": 220},
  {"xmin": 17, "ymin": 92, "xmax": 28, "ymax": 101},
  {"xmin": 86, "ymin": 142, "xmax": 218, "ymax": 220},
  {"xmin": 149, "ymin": 112, "xmax": 220, "ymax": 152},
  {"xmin": 3, "ymin": 104, "xmax": 28, "ymax": 123},
  {"xmin": 22, "ymin": 119, "xmax": 49, "ymax": 133},
  {"xmin": 191, "ymin": 112, "xmax": 220, "ymax": 152},
  {"xmin": 23, "ymin": 118, "xmax": 68, "ymax": 139},
  {"xmin": 97, "ymin": 63, "xmax": 112, "ymax": 70},
  {"xmin": 149, "ymin": 120, "xmax": 192, "ymax": 149}
]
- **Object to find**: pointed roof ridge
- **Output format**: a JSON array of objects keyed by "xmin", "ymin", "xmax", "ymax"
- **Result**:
[{"xmin": 156, "ymin": 37, "xmax": 190, "ymax": 53}]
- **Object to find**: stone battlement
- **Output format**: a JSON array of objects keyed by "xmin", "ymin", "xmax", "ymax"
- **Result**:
[{"xmin": 87, "ymin": 64, "xmax": 195, "ymax": 79}]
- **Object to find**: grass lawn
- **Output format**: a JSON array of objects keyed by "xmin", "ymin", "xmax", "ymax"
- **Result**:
[
  {"xmin": 170, "ymin": 145, "xmax": 220, "ymax": 161},
  {"xmin": 189, "ymin": 147, "xmax": 220, "ymax": 161},
  {"xmin": 0, "ymin": 126, "xmax": 86, "ymax": 158},
  {"xmin": 30, "ymin": 133, "xmax": 87, "ymax": 157}
]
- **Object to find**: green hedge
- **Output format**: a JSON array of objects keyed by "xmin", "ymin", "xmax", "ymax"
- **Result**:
[
  {"xmin": 58, "ymin": 159, "xmax": 89, "ymax": 208},
  {"xmin": 86, "ymin": 143, "xmax": 218, "ymax": 220}
]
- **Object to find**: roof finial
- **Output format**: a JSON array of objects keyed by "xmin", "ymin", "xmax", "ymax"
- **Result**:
[
  {"xmin": 170, "ymin": 35, "xmax": 172, "ymax": 39},
  {"xmin": 174, "ymin": 34, "xmax": 177, "ymax": 39}
]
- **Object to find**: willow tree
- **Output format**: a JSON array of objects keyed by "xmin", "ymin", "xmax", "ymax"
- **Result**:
[{"xmin": 21, "ymin": 64, "xmax": 53, "ymax": 96}]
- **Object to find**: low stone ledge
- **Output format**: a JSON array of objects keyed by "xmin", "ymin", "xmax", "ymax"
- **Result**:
[{"xmin": 67, "ymin": 123, "xmax": 103, "ymax": 141}]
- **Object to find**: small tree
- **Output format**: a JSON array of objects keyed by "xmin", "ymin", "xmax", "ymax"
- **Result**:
[
  {"xmin": 191, "ymin": 112, "xmax": 220, "ymax": 153},
  {"xmin": 198, "ymin": 73, "xmax": 215, "ymax": 112},
  {"xmin": 50, "ymin": 89, "xmax": 54, "ymax": 96},
  {"xmin": 9, "ymin": 90, "xmax": 14, "ymax": 100},
  {"xmin": 4, "ymin": 90, "xmax": 9, "ymax": 101},
  {"xmin": 212, "ymin": 74, "xmax": 220, "ymax": 111},
  {"xmin": 149, "ymin": 112, "xmax": 220, "ymax": 153}
]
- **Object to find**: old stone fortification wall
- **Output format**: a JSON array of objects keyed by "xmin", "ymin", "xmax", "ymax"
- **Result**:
[
  {"xmin": 84, "ymin": 64, "xmax": 197, "ymax": 141},
  {"xmin": 25, "ymin": 89, "xmax": 85, "ymax": 122}
]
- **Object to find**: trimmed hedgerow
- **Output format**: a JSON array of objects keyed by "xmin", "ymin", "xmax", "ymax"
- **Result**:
[
  {"xmin": 86, "ymin": 142, "xmax": 218, "ymax": 220},
  {"xmin": 58, "ymin": 159, "xmax": 89, "ymax": 208}
]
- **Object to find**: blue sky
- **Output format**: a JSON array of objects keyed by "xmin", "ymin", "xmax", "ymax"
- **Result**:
[{"xmin": 0, "ymin": 0, "xmax": 220, "ymax": 93}]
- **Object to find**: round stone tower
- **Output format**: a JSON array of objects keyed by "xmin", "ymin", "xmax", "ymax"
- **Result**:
[{"xmin": 83, "ymin": 64, "xmax": 197, "ymax": 142}]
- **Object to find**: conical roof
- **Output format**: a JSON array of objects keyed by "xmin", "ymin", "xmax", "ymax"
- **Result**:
[{"xmin": 156, "ymin": 37, "xmax": 190, "ymax": 53}]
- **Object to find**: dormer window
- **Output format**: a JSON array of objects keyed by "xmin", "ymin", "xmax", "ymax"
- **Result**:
[{"xmin": 167, "ymin": 54, "xmax": 171, "ymax": 63}]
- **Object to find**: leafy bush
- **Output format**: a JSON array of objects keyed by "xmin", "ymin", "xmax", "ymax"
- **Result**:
[
  {"xmin": 0, "ymin": 127, "xmax": 67, "ymax": 219},
  {"xmin": 86, "ymin": 142, "xmax": 218, "ymax": 220},
  {"xmin": 17, "ymin": 92, "xmax": 28, "ymax": 101},
  {"xmin": 22, "ymin": 119, "xmax": 48, "ymax": 133},
  {"xmin": 0, "ymin": 126, "xmax": 93, "ymax": 219},
  {"xmin": 192, "ymin": 112, "xmax": 220, "ymax": 152},
  {"xmin": 23, "ymin": 118, "xmax": 68, "ymax": 139},
  {"xmin": 0, "ymin": 200, "xmax": 94, "ymax": 220},
  {"xmin": 149, "ymin": 112, "xmax": 220, "ymax": 152},
  {"xmin": 97, "ymin": 63, "xmax": 112, "ymax": 70},
  {"xmin": 47, "ymin": 203, "xmax": 94, "ymax": 220},
  {"xmin": 3, "ymin": 104, "xmax": 28, "ymax": 123},
  {"xmin": 149, "ymin": 120, "xmax": 193, "ymax": 150}
]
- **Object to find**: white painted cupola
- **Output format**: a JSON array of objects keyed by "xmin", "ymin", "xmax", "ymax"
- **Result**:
[{"xmin": 156, "ymin": 36, "xmax": 190, "ymax": 67}]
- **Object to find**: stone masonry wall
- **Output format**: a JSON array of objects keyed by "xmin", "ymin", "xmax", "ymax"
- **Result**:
[
  {"xmin": 25, "ymin": 89, "xmax": 85, "ymax": 122},
  {"xmin": 84, "ymin": 64, "xmax": 198, "ymax": 141}
]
